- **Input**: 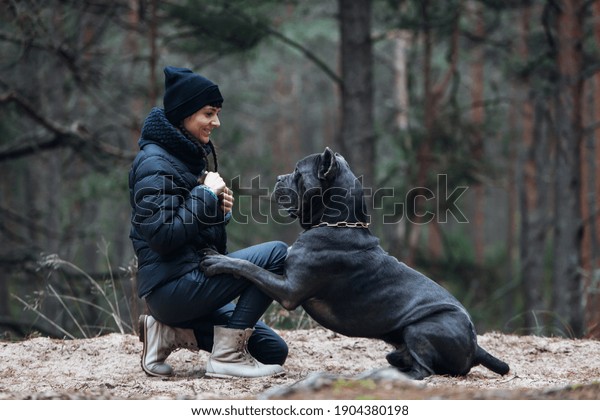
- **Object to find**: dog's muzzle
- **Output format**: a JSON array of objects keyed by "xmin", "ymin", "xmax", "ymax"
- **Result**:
[{"xmin": 273, "ymin": 178, "xmax": 299, "ymax": 218}]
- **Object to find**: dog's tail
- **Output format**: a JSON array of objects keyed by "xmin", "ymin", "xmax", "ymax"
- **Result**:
[{"xmin": 474, "ymin": 345, "xmax": 510, "ymax": 375}]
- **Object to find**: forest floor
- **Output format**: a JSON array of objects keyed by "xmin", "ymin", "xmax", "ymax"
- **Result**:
[{"xmin": 0, "ymin": 328, "xmax": 599, "ymax": 400}]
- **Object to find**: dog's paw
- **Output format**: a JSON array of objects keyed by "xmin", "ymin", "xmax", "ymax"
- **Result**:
[
  {"xmin": 200, "ymin": 254, "xmax": 240, "ymax": 277},
  {"xmin": 200, "ymin": 255, "xmax": 224, "ymax": 276},
  {"xmin": 200, "ymin": 248, "xmax": 220, "ymax": 257}
]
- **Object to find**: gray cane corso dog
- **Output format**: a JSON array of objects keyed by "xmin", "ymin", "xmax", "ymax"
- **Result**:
[{"xmin": 201, "ymin": 147, "xmax": 510, "ymax": 379}]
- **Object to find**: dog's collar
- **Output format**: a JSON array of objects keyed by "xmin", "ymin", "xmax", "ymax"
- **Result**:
[{"xmin": 310, "ymin": 221, "xmax": 370, "ymax": 229}]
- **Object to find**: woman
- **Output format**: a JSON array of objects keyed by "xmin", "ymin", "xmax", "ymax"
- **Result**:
[{"xmin": 129, "ymin": 66, "xmax": 287, "ymax": 378}]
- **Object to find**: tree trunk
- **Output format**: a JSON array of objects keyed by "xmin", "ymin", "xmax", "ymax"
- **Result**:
[
  {"xmin": 338, "ymin": 0, "xmax": 375, "ymax": 191},
  {"xmin": 470, "ymin": 0, "xmax": 485, "ymax": 264},
  {"xmin": 517, "ymin": 4, "xmax": 549, "ymax": 333},
  {"xmin": 408, "ymin": 0, "xmax": 436, "ymax": 263},
  {"xmin": 552, "ymin": 0, "xmax": 585, "ymax": 337},
  {"xmin": 384, "ymin": 20, "xmax": 413, "ymax": 260},
  {"xmin": 525, "ymin": 97, "xmax": 552, "ymax": 333},
  {"xmin": 392, "ymin": 29, "xmax": 411, "ymax": 134},
  {"xmin": 148, "ymin": 0, "xmax": 159, "ymax": 106},
  {"xmin": 407, "ymin": 0, "xmax": 460, "ymax": 264},
  {"xmin": 126, "ymin": 0, "xmax": 145, "ymax": 148},
  {"xmin": 581, "ymin": 0, "xmax": 600, "ymax": 338}
]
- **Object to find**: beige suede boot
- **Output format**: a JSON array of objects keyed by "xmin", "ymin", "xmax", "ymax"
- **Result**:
[
  {"xmin": 139, "ymin": 314, "xmax": 199, "ymax": 377},
  {"xmin": 205, "ymin": 326, "xmax": 285, "ymax": 378}
]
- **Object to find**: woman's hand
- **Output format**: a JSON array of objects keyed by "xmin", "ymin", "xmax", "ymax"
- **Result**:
[
  {"xmin": 201, "ymin": 172, "xmax": 226, "ymax": 196},
  {"xmin": 200, "ymin": 172, "xmax": 234, "ymax": 213},
  {"xmin": 220, "ymin": 186, "xmax": 234, "ymax": 213}
]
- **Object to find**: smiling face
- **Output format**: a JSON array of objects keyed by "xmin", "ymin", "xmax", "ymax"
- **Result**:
[{"xmin": 182, "ymin": 105, "xmax": 221, "ymax": 144}]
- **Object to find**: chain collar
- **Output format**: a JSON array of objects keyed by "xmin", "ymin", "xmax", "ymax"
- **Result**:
[{"xmin": 311, "ymin": 221, "xmax": 370, "ymax": 229}]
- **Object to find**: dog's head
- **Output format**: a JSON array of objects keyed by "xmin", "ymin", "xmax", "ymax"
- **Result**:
[{"xmin": 273, "ymin": 147, "xmax": 369, "ymax": 229}]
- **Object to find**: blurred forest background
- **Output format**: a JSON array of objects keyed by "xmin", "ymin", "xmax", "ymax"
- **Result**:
[{"xmin": 1, "ymin": 0, "xmax": 600, "ymax": 341}]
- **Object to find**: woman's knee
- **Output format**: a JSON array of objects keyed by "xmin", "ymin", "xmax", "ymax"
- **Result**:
[
  {"xmin": 266, "ymin": 240, "xmax": 288, "ymax": 273},
  {"xmin": 248, "ymin": 324, "xmax": 289, "ymax": 365},
  {"xmin": 262, "ymin": 334, "xmax": 289, "ymax": 365}
]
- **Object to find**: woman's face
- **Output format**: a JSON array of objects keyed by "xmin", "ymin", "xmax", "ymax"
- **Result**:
[{"xmin": 182, "ymin": 105, "xmax": 221, "ymax": 144}]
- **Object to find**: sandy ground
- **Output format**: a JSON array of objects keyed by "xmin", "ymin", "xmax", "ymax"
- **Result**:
[{"xmin": 0, "ymin": 328, "xmax": 599, "ymax": 400}]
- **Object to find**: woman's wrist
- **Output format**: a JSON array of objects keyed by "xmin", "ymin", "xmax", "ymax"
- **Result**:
[{"xmin": 199, "ymin": 184, "xmax": 218, "ymax": 200}]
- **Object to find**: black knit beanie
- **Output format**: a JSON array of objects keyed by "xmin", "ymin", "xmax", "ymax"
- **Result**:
[{"xmin": 163, "ymin": 66, "xmax": 224, "ymax": 125}]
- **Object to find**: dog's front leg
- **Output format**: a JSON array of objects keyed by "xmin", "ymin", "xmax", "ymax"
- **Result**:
[{"xmin": 200, "ymin": 254, "xmax": 307, "ymax": 310}]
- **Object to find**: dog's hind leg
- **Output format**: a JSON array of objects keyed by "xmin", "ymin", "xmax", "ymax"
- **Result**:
[
  {"xmin": 401, "ymin": 313, "xmax": 476, "ymax": 378},
  {"xmin": 386, "ymin": 345, "xmax": 412, "ymax": 369},
  {"xmin": 386, "ymin": 344, "xmax": 433, "ymax": 380}
]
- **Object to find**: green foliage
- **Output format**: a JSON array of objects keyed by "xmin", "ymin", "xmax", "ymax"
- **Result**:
[
  {"xmin": 163, "ymin": 0, "xmax": 276, "ymax": 54},
  {"xmin": 375, "ymin": 0, "xmax": 461, "ymax": 32}
]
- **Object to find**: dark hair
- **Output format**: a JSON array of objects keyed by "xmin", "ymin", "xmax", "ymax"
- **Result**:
[
  {"xmin": 207, "ymin": 140, "xmax": 218, "ymax": 172},
  {"xmin": 200, "ymin": 101, "xmax": 221, "ymax": 171}
]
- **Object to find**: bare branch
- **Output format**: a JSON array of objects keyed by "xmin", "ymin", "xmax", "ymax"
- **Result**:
[{"xmin": 0, "ymin": 90, "xmax": 136, "ymax": 163}]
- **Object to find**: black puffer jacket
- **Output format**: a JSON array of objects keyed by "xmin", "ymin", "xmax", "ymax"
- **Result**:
[{"xmin": 129, "ymin": 107, "xmax": 229, "ymax": 298}]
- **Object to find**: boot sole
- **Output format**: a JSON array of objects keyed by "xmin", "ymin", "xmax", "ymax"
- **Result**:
[
  {"xmin": 205, "ymin": 370, "xmax": 286, "ymax": 379},
  {"xmin": 139, "ymin": 315, "xmax": 172, "ymax": 378}
]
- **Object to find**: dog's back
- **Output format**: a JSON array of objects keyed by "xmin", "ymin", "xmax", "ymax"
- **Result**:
[{"xmin": 292, "ymin": 227, "xmax": 472, "ymax": 339}]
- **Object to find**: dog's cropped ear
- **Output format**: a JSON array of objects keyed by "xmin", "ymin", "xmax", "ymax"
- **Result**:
[{"xmin": 318, "ymin": 147, "xmax": 338, "ymax": 182}]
